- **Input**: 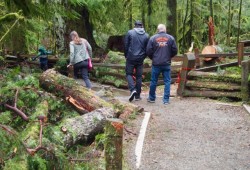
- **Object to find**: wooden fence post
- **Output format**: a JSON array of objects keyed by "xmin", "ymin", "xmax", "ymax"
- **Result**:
[
  {"xmin": 177, "ymin": 53, "xmax": 196, "ymax": 96},
  {"xmin": 238, "ymin": 42, "xmax": 244, "ymax": 66},
  {"xmin": 105, "ymin": 118, "xmax": 123, "ymax": 170},
  {"xmin": 241, "ymin": 60, "xmax": 250, "ymax": 102},
  {"xmin": 238, "ymin": 40, "xmax": 250, "ymax": 66}
]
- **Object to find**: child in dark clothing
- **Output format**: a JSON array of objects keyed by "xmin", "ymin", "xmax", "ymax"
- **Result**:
[{"xmin": 32, "ymin": 46, "xmax": 52, "ymax": 71}]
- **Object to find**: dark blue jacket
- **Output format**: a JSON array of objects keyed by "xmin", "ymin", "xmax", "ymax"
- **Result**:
[
  {"xmin": 124, "ymin": 28, "xmax": 149, "ymax": 63},
  {"xmin": 146, "ymin": 32, "xmax": 178, "ymax": 66}
]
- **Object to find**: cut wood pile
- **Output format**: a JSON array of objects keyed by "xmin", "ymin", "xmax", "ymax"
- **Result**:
[
  {"xmin": 183, "ymin": 70, "xmax": 242, "ymax": 99},
  {"xmin": 177, "ymin": 53, "xmax": 250, "ymax": 101}
]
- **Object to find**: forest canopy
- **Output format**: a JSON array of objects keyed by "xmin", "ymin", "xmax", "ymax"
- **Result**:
[{"xmin": 0, "ymin": 0, "xmax": 249, "ymax": 55}]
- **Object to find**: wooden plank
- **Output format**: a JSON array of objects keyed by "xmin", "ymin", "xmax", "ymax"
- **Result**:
[
  {"xmin": 198, "ymin": 52, "xmax": 250, "ymax": 58},
  {"xmin": 239, "ymin": 40, "xmax": 250, "ymax": 47}
]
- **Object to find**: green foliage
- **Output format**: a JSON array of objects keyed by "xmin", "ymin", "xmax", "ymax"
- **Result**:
[
  {"xmin": 0, "ymin": 56, "xmax": 5, "ymax": 66},
  {"xmin": 105, "ymin": 51, "xmax": 125, "ymax": 64},
  {"xmin": 95, "ymin": 133, "xmax": 106, "ymax": 149},
  {"xmin": 27, "ymin": 155, "xmax": 47, "ymax": 170},
  {"xmin": 54, "ymin": 55, "xmax": 68, "ymax": 73},
  {"xmin": 225, "ymin": 66, "xmax": 241, "ymax": 74}
]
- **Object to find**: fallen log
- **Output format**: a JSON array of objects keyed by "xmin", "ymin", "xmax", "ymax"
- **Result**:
[
  {"xmin": 39, "ymin": 69, "xmax": 112, "ymax": 113},
  {"xmin": 183, "ymin": 89, "xmax": 241, "ymax": 98},
  {"xmin": 188, "ymin": 70, "xmax": 242, "ymax": 83},
  {"xmin": 186, "ymin": 80, "xmax": 241, "ymax": 91},
  {"xmin": 62, "ymin": 107, "xmax": 115, "ymax": 148},
  {"xmin": 40, "ymin": 69, "xmax": 143, "ymax": 119}
]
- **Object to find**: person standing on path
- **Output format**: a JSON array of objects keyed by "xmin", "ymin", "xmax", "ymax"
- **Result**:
[
  {"xmin": 67, "ymin": 31, "xmax": 92, "ymax": 89},
  {"xmin": 146, "ymin": 24, "xmax": 178, "ymax": 105},
  {"xmin": 124, "ymin": 20, "xmax": 149, "ymax": 102}
]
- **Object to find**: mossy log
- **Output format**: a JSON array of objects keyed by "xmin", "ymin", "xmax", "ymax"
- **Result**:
[
  {"xmin": 186, "ymin": 80, "xmax": 241, "ymax": 91},
  {"xmin": 183, "ymin": 89, "xmax": 241, "ymax": 98},
  {"xmin": 40, "ymin": 69, "xmax": 143, "ymax": 118},
  {"xmin": 61, "ymin": 107, "xmax": 115, "ymax": 148},
  {"xmin": 39, "ymin": 69, "xmax": 112, "ymax": 113},
  {"xmin": 188, "ymin": 71, "xmax": 242, "ymax": 83}
]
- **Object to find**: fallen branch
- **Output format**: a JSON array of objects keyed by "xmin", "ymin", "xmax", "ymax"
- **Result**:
[
  {"xmin": 0, "ymin": 124, "xmax": 16, "ymax": 135},
  {"xmin": 24, "ymin": 115, "xmax": 50, "ymax": 156},
  {"xmin": 4, "ymin": 89, "xmax": 29, "ymax": 121},
  {"xmin": 124, "ymin": 126, "xmax": 137, "ymax": 136}
]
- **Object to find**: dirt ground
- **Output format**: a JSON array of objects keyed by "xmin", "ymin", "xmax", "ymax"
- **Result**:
[{"xmin": 116, "ymin": 84, "xmax": 250, "ymax": 170}]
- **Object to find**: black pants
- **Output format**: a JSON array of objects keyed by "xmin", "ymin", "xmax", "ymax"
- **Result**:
[
  {"xmin": 125, "ymin": 60, "xmax": 143, "ymax": 98},
  {"xmin": 73, "ymin": 59, "xmax": 92, "ymax": 88}
]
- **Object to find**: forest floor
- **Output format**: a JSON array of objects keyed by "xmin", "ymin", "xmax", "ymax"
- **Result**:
[{"xmin": 113, "ymin": 84, "xmax": 250, "ymax": 170}]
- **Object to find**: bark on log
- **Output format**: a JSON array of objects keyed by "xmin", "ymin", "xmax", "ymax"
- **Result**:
[
  {"xmin": 186, "ymin": 80, "xmax": 241, "ymax": 91},
  {"xmin": 188, "ymin": 71, "xmax": 242, "ymax": 83},
  {"xmin": 62, "ymin": 107, "xmax": 115, "ymax": 148},
  {"xmin": 39, "ymin": 69, "xmax": 112, "ymax": 113}
]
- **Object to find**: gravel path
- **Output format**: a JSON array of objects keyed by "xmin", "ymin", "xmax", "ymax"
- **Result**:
[{"xmin": 118, "ymin": 85, "xmax": 250, "ymax": 170}]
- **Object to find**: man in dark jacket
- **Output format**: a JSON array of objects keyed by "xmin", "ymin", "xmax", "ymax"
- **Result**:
[
  {"xmin": 124, "ymin": 20, "xmax": 149, "ymax": 102},
  {"xmin": 146, "ymin": 24, "xmax": 178, "ymax": 105}
]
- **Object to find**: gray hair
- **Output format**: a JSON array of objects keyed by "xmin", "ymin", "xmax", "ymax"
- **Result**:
[{"xmin": 157, "ymin": 24, "xmax": 166, "ymax": 33}]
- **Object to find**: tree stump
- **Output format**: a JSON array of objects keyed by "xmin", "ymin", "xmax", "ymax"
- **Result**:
[{"xmin": 105, "ymin": 118, "xmax": 123, "ymax": 170}]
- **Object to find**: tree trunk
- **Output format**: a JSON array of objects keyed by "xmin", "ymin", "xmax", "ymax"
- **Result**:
[
  {"xmin": 209, "ymin": 0, "xmax": 213, "ymax": 19},
  {"xmin": 226, "ymin": 0, "xmax": 232, "ymax": 45},
  {"xmin": 236, "ymin": 0, "xmax": 243, "ymax": 45},
  {"xmin": 167, "ymin": 0, "xmax": 177, "ymax": 39},
  {"xmin": 54, "ymin": 14, "xmax": 66, "ymax": 54}
]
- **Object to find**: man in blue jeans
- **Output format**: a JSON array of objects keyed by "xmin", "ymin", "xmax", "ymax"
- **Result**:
[
  {"xmin": 146, "ymin": 24, "xmax": 178, "ymax": 105},
  {"xmin": 124, "ymin": 21, "xmax": 149, "ymax": 102}
]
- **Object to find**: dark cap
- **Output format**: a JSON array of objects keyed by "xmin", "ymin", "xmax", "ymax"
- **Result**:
[{"xmin": 134, "ymin": 20, "xmax": 143, "ymax": 26}]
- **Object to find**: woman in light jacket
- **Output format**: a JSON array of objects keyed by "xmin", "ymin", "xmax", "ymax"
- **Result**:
[{"xmin": 67, "ymin": 31, "xmax": 92, "ymax": 88}]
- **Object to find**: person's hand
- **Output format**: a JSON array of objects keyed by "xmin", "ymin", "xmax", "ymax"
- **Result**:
[{"xmin": 67, "ymin": 64, "xmax": 72, "ymax": 68}]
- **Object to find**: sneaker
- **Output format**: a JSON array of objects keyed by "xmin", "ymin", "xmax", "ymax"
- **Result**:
[
  {"xmin": 147, "ymin": 98, "xmax": 155, "ymax": 103},
  {"xmin": 163, "ymin": 102, "xmax": 170, "ymax": 105},
  {"xmin": 135, "ymin": 97, "xmax": 142, "ymax": 101},
  {"xmin": 129, "ymin": 90, "xmax": 137, "ymax": 102}
]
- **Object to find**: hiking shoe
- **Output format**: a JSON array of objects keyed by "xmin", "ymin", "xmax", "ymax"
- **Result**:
[
  {"xmin": 147, "ymin": 98, "xmax": 155, "ymax": 103},
  {"xmin": 163, "ymin": 102, "xmax": 170, "ymax": 105},
  {"xmin": 135, "ymin": 97, "xmax": 142, "ymax": 101},
  {"xmin": 129, "ymin": 90, "xmax": 137, "ymax": 102}
]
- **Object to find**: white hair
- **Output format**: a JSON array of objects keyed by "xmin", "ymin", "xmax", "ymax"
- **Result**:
[{"xmin": 157, "ymin": 24, "xmax": 166, "ymax": 33}]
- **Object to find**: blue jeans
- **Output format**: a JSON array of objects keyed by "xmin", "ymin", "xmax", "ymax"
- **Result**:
[
  {"xmin": 126, "ymin": 60, "xmax": 143, "ymax": 98},
  {"xmin": 149, "ymin": 65, "xmax": 171, "ymax": 103},
  {"xmin": 74, "ymin": 60, "xmax": 92, "ymax": 89}
]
